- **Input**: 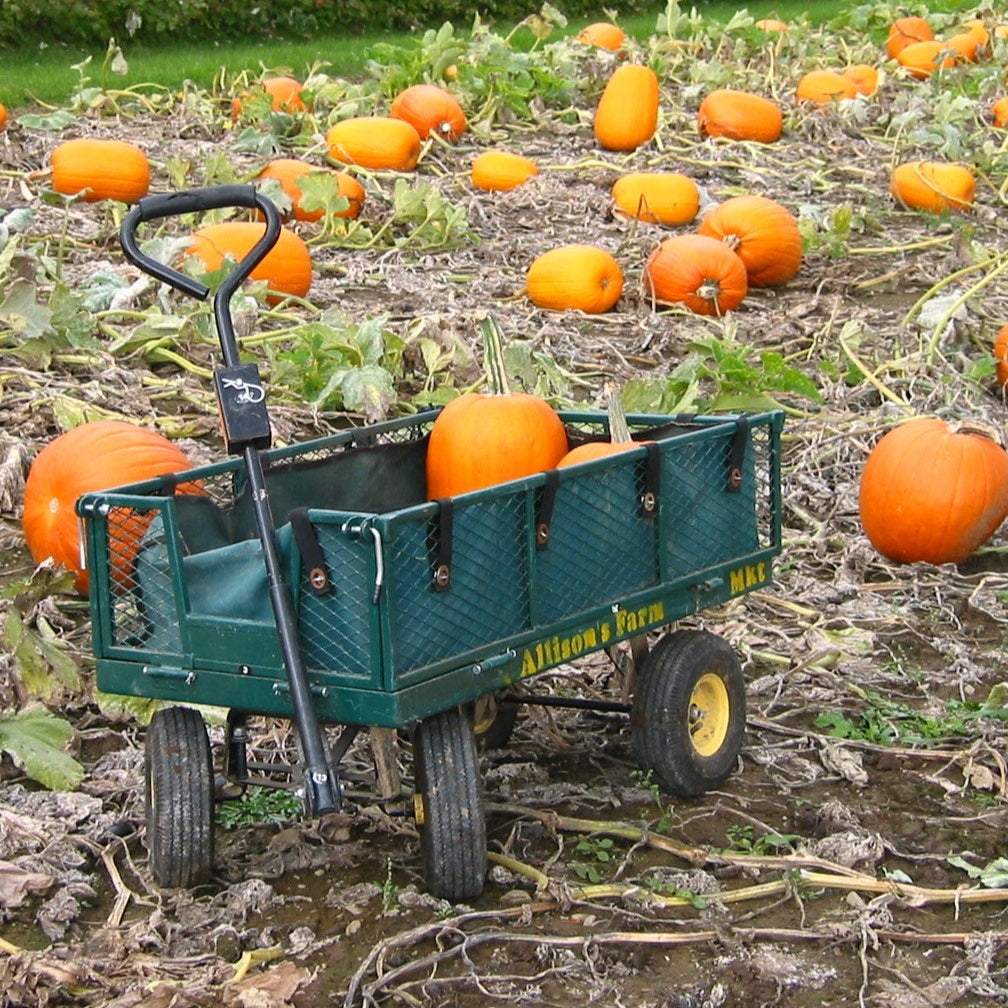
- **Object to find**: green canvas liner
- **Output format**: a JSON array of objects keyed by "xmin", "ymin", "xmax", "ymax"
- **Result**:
[{"xmin": 78, "ymin": 409, "xmax": 783, "ymax": 727}]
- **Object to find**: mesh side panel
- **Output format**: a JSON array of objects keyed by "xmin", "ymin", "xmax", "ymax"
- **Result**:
[
  {"xmin": 536, "ymin": 458, "xmax": 659, "ymax": 622},
  {"xmin": 298, "ymin": 525, "xmax": 375, "ymax": 679},
  {"xmin": 664, "ymin": 430, "xmax": 760, "ymax": 577},
  {"xmin": 386, "ymin": 491, "xmax": 532, "ymax": 676},
  {"xmin": 107, "ymin": 507, "xmax": 182, "ymax": 653},
  {"xmin": 751, "ymin": 422, "xmax": 776, "ymax": 549}
]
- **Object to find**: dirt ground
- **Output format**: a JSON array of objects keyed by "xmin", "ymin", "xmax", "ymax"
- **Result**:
[{"xmin": 2, "ymin": 8, "xmax": 1008, "ymax": 1007}]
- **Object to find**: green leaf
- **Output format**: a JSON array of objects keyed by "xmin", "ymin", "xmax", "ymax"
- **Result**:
[
  {"xmin": 4, "ymin": 610, "xmax": 55, "ymax": 698},
  {"xmin": 51, "ymin": 394, "xmax": 129, "ymax": 430},
  {"xmin": 341, "ymin": 364, "xmax": 396, "ymax": 421},
  {"xmin": 17, "ymin": 110, "xmax": 77, "ymax": 131},
  {"xmin": 297, "ymin": 173, "xmax": 351, "ymax": 219},
  {"xmin": 707, "ymin": 391, "xmax": 783, "ymax": 413},
  {"xmin": 0, "ymin": 279, "xmax": 54, "ymax": 340},
  {"xmin": 49, "ymin": 284, "xmax": 98, "ymax": 350},
  {"xmin": 947, "ymin": 855, "xmax": 1008, "ymax": 888},
  {"xmin": 0, "ymin": 707, "xmax": 84, "ymax": 791}
]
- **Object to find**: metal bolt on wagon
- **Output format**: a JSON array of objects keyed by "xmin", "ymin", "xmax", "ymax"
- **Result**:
[{"xmin": 76, "ymin": 187, "xmax": 784, "ymax": 901}]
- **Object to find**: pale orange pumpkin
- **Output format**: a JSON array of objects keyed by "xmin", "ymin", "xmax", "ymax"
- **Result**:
[
  {"xmin": 426, "ymin": 317, "xmax": 568, "ymax": 499},
  {"xmin": 994, "ymin": 98, "xmax": 1008, "ymax": 128},
  {"xmin": 52, "ymin": 139, "xmax": 150, "ymax": 203},
  {"xmin": 886, "ymin": 16, "xmax": 933, "ymax": 59},
  {"xmin": 594, "ymin": 64, "xmax": 659, "ymax": 152},
  {"xmin": 22, "ymin": 421, "xmax": 196, "ymax": 595},
  {"xmin": 890, "ymin": 161, "xmax": 975, "ymax": 214},
  {"xmin": 996, "ymin": 25, "xmax": 1008, "ymax": 40},
  {"xmin": 755, "ymin": 18, "xmax": 789, "ymax": 32},
  {"xmin": 526, "ymin": 245, "xmax": 623, "ymax": 314},
  {"xmin": 963, "ymin": 19, "xmax": 990, "ymax": 46},
  {"xmin": 842, "ymin": 64, "xmax": 879, "ymax": 96},
  {"xmin": 946, "ymin": 32, "xmax": 980, "ymax": 62},
  {"xmin": 558, "ymin": 388, "xmax": 640, "ymax": 468},
  {"xmin": 644, "ymin": 235, "xmax": 748, "ymax": 316},
  {"xmin": 390, "ymin": 84, "xmax": 467, "ymax": 141},
  {"xmin": 0, "ymin": 104, "xmax": 6, "ymax": 131},
  {"xmin": 995, "ymin": 325, "xmax": 1008, "ymax": 387},
  {"xmin": 859, "ymin": 418, "xmax": 1008, "ymax": 565},
  {"xmin": 796, "ymin": 70, "xmax": 857, "ymax": 105},
  {"xmin": 257, "ymin": 159, "xmax": 364, "ymax": 222},
  {"xmin": 697, "ymin": 195, "xmax": 801, "ymax": 288},
  {"xmin": 231, "ymin": 77, "xmax": 307, "ymax": 119},
  {"xmin": 326, "ymin": 117, "xmax": 421, "ymax": 171},
  {"xmin": 186, "ymin": 222, "xmax": 313, "ymax": 301},
  {"xmin": 611, "ymin": 173, "xmax": 699, "ymax": 226},
  {"xmin": 577, "ymin": 22, "xmax": 626, "ymax": 51},
  {"xmin": 697, "ymin": 89, "xmax": 782, "ymax": 143},
  {"xmin": 471, "ymin": 151, "xmax": 539, "ymax": 191},
  {"xmin": 897, "ymin": 40, "xmax": 957, "ymax": 78}
]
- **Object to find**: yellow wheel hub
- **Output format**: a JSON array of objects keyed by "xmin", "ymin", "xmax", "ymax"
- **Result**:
[{"xmin": 688, "ymin": 672, "xmax": 730, "ymax": 757}]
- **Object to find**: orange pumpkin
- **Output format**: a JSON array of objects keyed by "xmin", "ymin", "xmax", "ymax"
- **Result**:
[
  {"xmin": 697, "ymin": 89, "xmax": 782, "ymax": 143},
  {"xmin": 886, "ymin": 16, "xmax": 933, "ymax": 59},
  {"xmin": 186, "ymin": 222, "xmax": 313, "ymax": 301},
  {"xmin": 426, "ymin": 317, "xmax": 568, "ymax": 499},
  {"xmin": 994, "ymin": 98, "xmax": 1008, "ymax": 128},
  {"xmin": 471, "ymin": 151, "xmax": 539, "ymax": 191},
  {"xmin": 995, "ymin": 325, "xmax": 1008, "ymax": 387},
  {"xmin": 755, "ymin": 18, "xmax": 789, "ymax": 32},
  {"xmin": 231, "ymin": 76, "xmax": 307, "ymax": 119},
  {"xmin": 22, "ymin": 421, "xmax": 195, "ymax": 595},
  {"xmin": 611, "ymin": 172, "xmax": 699, "ymax": 226},
  {"xmin": 326, "ymin": 117, "xmax": 421, "ymax": 171},
  {"xmin": 996, "ymin": 25, "xmax": 1008, "ymax": 40},
  {"xmin": 897, "ymin": 40, "xmax": 956, "ymax": 78},
  {"xmin": 257, "ymin": 159, "xmax": 364, "ymax": 222},
  {"xmin": 527, "ymin": 245, "xmax": 623, "ymax": 314},
  {"xmin": 859, "ymin": 418, "xmax": 1008, "ymax": 565},
  {"xmin": 0, "ymin": 104, "xmax": 6, "ymax": 131},
  {"xmin": 843, "ymin": 64, "xmax": 879, "ymax": 96},
  {"xmin": 946, "ymin": 32, "xmax": 980, "ymax": 62},
  {"xmin": 644, "ymin": 234, "xmax": 748, "ymax": 316},
  {"xmin": 558, "ymin": 388, "xmax": 639, "ymax": 468},
  {"xmin": 697, "ymin": 195, "xmax": 801, "ymax": 288},
  {"xmin": 578, "ymin": 22, "xmax": 626, "ymax": 51},
  {"xmin": 594, "ymin": 64, "xmax": 659, "ymax": 152},
  {"xmin": 964, "ymin": 19, "xmax": 990, "ymax": 46},
  {"xmin": 796, "ymin": 70, "xmax": 857, "ymax": 105},
  {"xmin": 890, "ymin": 161, "xmax": 975, "ymax": 214},
  {"xmin": 390, "ymin": 84, "xmax": 467, "ymax": 141},
  {"xmin": 51, "ymin": 139, "xmax": 150, "ymax": 204}
]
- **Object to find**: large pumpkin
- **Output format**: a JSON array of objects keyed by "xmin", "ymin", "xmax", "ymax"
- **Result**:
[
  {"xmin": 231, "ymin": 76, "xmax": 307, "ymax": 119},
  {"xmin": 697, "ymin": 195, "xmax": 802, "ymax": 288},
  {"xmin": 963, "ymin": 19, "xmax": 990, "ymax": 46},
  {"xmin": 257, "ymin": 159, "xmax": 364, "ymax": 222},
  {"xmin": 51, "ymin": 139, "xmax": 150, "ymax": 204},
  {"xmin": 697, "ymin": 89, "xmax": 782, "ymax": 143},
  {"xmin": 471, "ymin": 151, "xmax": 539, "ymax": 191},
  {"xmin": 890, "ymin": 161, "xmax": 975, "ymax": 214},
  {"xmin": 796, "ymin": 70, "xmax": 857, "ymax": 105},
  {"xmin": 644, "ymin": 234, "xmax": 747, "ymax": 316},
  {"xmin": 326, "ymin": 117, "xmax": 421, "ymax": 171},
  {"xmin": 994, "ymin": 98, "xmax": 1008, "ymax": 129},
  {"xmin": 578, "ymin": 22, "xmax": 626, "ymax": 50},
  {"xmin": 390, "ymin": 84, "xmax": 467, "ymax": 141},
  {"xmin": 897, "ymin": 40, "xmax": 956, "ymax": 78},
  {"xmin": 945, "ymin": 32, "xmax": 980, "ymax": 62},
  {"xmin": 996, "ymin": 325, "xmax": 1008, "ymax": 387},
  {"xmin": 426, "ymin": 318, "xmax": 568, "ymax": 499},
  {"xmin": 859, "ymin": 418, "xmax": 1008, "ymax": 565},
  {"xmin": 886, "ymin": 16, "xmax": 933, "ymax": 58},
  {"xmin": 22, "ymin": 421, "xmax": 195, "ymax": 595},
  {"xmin": 843, "ymin": 64, "xmax": 879, "ymax": 96},
  {"xmin": 526, "ymin": 245, "xmax": 624, "ymax": 314},
  {"xmin": 611, "ymin": 173, "xmax": 699, "ymax": 226},
  {"xmin": 186, "ymin": 222, "xmax": 313, "ymax": 300},
  {"xmin": 594, "ymin": 64, "xmax": 659, "ymax": 152}
]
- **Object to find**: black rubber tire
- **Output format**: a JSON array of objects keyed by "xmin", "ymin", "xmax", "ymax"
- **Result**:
[
  {"xmin": 632, "ymin": 630, "xmax": 746, "ymax": 798},
  {"xmin": 413, "ymin": 706, "xmax": 486, "ymax": 902},
  {"xmin": 145, "ymin": 706, "xmax": 215, "ymax": 888},
  {"xmin": 473, "ymin": 695, "xmax": 519, "ymax": 750}
]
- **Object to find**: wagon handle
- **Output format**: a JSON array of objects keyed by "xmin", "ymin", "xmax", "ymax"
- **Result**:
[{"xmin": 120, "ymin": 184, "xmax": 282, "ymax": 367}]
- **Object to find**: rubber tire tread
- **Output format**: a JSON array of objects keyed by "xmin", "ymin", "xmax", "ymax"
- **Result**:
[
  {"xmin": 145, "ymin": 706, "xmax": 214, "ymax": 888},
  {"xmin": 632, "ymin": 630, "xmax": 746, "ymax": 798},
  {"xmin": 414, "ymin": 707, "xmax": 486, "ymax": 902}
]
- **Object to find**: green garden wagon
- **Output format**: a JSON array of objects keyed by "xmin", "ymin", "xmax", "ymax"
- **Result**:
[{"xmin": 77, "ymin": 186, "xmax": 783, "ymax": 901}]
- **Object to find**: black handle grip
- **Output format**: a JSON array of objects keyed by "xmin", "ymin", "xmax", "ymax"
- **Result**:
[{"xmin": 134, "ymin": 184, "xmax": 259, "ymax": 223}]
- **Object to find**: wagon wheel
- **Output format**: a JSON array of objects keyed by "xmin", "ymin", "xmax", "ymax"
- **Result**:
[
  {"xmin": 471, "ymin": 692, "xmax": 519, "ymax": 750},
  {"xmin": 413, "ymin": 706, "xmax": 486, "ymax": 902},
  {"xmin": 145, "ymin": 706, "xmax": 215, "ymax": 887},
  {"xmin": 631, "ymin": 630, "xmax": 746, "ymax": 798}
]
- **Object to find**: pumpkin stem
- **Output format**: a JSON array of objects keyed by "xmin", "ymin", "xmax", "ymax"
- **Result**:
[
  {"xmin": 722, "ymin": 233, "xmax": 741, "ymax": 251},
  {"xmin": 480, "ymin": 315, "xmax": 512, "ymax": 396},
  {"xmin": 605, "ymin": 384, "xmax": 633, "ymax": 443},
  {"xmin": 948, "ymin": 420, "xmax": 1004, "ymax": 446},
  {"xmin": 697, "ymin": 280, "xmax": 721, "ymax": 309}
]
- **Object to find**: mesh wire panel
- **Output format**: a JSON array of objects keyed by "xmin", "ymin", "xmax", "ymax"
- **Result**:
[
  {"xmin": 106, "ymin": 506, "xmax": 182, "ymax": 653},
  {"xmin": 751, "ymin": 422, "xmax": 776, "ymax": 549},
  {"xmin": 386, "ymin": 489, "xmax": 532, "ymax": 676}
]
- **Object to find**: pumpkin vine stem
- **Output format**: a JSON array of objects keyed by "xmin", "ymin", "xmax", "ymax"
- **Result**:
[
  {"xmin": 605, "ymin": 384, "xmax": 633, "ymax": 443},
  {"xmin": 480, "ymin": 314, "xmax": 512, "ymax": 396}
]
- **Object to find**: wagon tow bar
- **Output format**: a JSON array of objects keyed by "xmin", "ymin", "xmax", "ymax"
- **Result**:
[{"xmin": 120, "ymin": 185, "xmax": 341, "ymax": 817}]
